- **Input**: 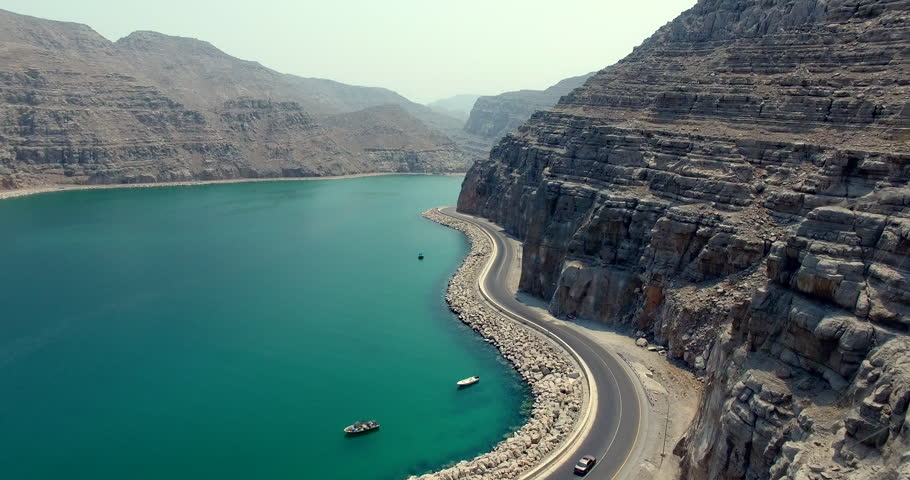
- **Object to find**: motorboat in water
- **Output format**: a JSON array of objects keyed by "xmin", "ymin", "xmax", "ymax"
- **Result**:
[
  {"xmin": 344, "ymin": 420, "xmax": 380, "ymax": 435},
  {"xmin": 457, "ymin": 376, "xmax": 480, "ymax": 387}
]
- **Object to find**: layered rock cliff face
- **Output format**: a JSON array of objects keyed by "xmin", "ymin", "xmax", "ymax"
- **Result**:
[
  {"xmin": 463, "ymin": 73, "xmax": 594, "ymax": 142},
  {"xmin": 0, "ymin": 10, "xmax": 471, "ymax": 189},
  {"xmin": 458, "ymin": 1, "xmax": 909, "ymax": 478}
]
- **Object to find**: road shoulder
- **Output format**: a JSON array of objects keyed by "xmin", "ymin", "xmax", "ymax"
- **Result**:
[{"xmin": 497, "ymin": 216, "xmax": 703, "ymax": 480}]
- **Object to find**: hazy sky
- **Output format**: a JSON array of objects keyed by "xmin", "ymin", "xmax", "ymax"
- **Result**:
[{"xmin": 1, "ymin": 0, "xmax": 696, "ymax": 103}]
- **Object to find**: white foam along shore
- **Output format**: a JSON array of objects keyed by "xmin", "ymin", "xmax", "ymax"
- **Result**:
[
  {"xmin": 414, "ymin": 208, "xmax": 584, "ymax": 480},
  {"xmin": 0, "ymin": 172, "xmax": 464, "ymax": 201}
]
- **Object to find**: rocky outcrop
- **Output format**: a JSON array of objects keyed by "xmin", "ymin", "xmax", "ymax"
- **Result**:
[
  {"xmin": 463, "ymin": 73, "xmax": 594, "ymax": 143},
  {"xmin": 417, "ymin": 209, "xmax": 584, "ymax": 480},
  {"xmin": 458, "ymin": 1, "xmax": 909, "ymax": 479},
  {"xmin": 113, "ymin": 29, "xmax": 491, "ymax": 165},
  {"xmin": 0, "ymin": 9, "xmax": 471, "ymax": 190}
]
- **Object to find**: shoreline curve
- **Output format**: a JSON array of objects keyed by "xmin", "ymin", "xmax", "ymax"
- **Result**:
[{"xmin": 414, "ymin": 207, "xmax": 593, "ymax": 480}]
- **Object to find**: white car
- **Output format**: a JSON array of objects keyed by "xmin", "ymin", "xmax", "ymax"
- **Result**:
[{"xmin": 574, "ymin": 455, "xmax": 596, "ymax": 475}]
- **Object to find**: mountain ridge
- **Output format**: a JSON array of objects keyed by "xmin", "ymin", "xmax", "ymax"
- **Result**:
[
  {"xmin": 0, "ymin": 8, "xmax": 474, "ymax": 189},
  {"xmin": 463, "ymin": 72, "xmax": 594, "ymax": 141}
]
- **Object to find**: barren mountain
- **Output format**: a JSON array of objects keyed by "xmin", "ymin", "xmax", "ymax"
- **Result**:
[
  {"xmin": 114, "ymin": 28, "xmax": 488, "ymax": 161},
  {"xmin": 459, "ymin": 0, "xmax": 909, "ymax": 479},
  {"xmin": 463, "ymin": 72, "xmax": 594, "ymax": 141},
  {"xmin": 115, "ymin": 30, "xmax": 428, "ymax": 115},
  {"xmin": 0, "ymin": 9, "xmax": 470, "ymax": 189},
  {"xmin": 321, "ymin": 104, "xmax": 470, "ymax": 173}
]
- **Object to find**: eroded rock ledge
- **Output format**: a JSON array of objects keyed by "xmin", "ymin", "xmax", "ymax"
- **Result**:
[
  {"xmin": 457, "ymin": 1, "xmax": 909, "ymax": 478},
  {"xmin": 412, "ymin": 209, "xmax": 583, "ymax": 480}
]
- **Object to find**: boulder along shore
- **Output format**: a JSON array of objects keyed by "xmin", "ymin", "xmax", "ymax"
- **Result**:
[{"xmin": 415, "ymin": 208, "xmax": 584, "ymax": 480}]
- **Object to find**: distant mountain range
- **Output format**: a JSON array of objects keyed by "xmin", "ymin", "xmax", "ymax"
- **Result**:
[
  {"xmin": 0, "ymin": 9, "xmax": 483, "ymax": 189},
  {"xmin": 463, "ymin": 73, "xmax": 594, "ymax": 141},
  {"xmin": 427, "ymin": 94, "xmax": 481, "ymax": 122}
]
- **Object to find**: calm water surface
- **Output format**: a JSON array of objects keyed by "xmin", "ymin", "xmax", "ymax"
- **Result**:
[{"xmin": 0, "ymin": 176, "xmax": 527, "ymax": 480}]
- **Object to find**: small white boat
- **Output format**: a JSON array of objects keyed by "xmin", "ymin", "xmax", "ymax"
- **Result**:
[{"xmin": 457, "ymin": 376, "xmax": 480, "ymax": 387}]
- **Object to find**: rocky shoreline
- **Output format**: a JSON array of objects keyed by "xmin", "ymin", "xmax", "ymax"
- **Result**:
[{"xmin": 413, "ymin": 209, "xmax": 584, "ymax": 480}]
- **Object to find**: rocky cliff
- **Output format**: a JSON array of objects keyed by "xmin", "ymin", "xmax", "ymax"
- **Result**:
[
  {"xmin": 458, "ymin": 1, "xmax": 909, "ymax": 479},
  {"xmin": 114, "ymin": 29, "xmax": 484, "ymax": 157},
  {"xmin": 463, "ymin": 73, "xmax": 594, "ymax": 142},
  {"xmin": 0, "ymin": 10, "xmax": 470, "ymax": 189}
]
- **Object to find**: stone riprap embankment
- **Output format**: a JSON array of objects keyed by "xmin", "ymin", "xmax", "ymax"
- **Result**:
[{"xmin": 413, "ymin": 208, "xmax": 584, "ymax": 480}]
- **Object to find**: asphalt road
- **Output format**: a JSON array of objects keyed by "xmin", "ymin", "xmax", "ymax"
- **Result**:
[{"xmin": 439, "ymin": 207, "xmax": 644, "ymax": 480}]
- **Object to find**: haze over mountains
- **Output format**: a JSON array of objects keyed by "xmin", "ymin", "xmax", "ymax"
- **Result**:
[
  {"xmin": 0, "ymin": 9, "xmax": 486, "ymax": 188},
  {"xmin": 427, "ymin": 95, "xmax": 481, "ymax": 123},
  {"xmin": 423, "ymin": 73, "xmax": 597, "ymax": 159},
  {"xmin": 2, "ymin": 1, "xmax": 909, "ymax": 479},
  {"xmin": 463, "ymin": 73, "xmax": 594, "ymax": 141},
  {"xmin": 0, "ymin": 8, "xmax": 615, "ymax": 191}
]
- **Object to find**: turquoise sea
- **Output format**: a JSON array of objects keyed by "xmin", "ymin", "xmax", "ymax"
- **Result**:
[{"xmin": 0, "ymin": 176, "xmax": 527, "ymax": 480}]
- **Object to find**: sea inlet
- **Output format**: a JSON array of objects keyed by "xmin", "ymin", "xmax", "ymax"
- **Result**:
[{"xmin": 0, "ymin": 175, "xmax": 528, "ymax": 480}]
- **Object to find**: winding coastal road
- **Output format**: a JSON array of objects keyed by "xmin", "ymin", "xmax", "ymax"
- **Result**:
[{"xmin": 439, "ymin": 207, "xmax": 647, "ymax": 480}]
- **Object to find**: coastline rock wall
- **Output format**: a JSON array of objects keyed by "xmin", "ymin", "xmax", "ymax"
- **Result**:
[
  {"xmin": 458, "ymin": 1, "xmax": 909, "ymax": 479},
  {"xmin": 417, "ymin": 209, "xmax": 584, "ymax": 480}
]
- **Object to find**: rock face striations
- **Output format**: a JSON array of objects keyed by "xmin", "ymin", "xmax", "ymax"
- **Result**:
[
  {"xmin": 0, "ymin": 10, "xmax": 470, "ymax": 190},
  {"xmin": 458, "ymin": 1, "xmax": 909, "ymax": 479},
  {"xmin": 463, "ymin": 73, "xmax": 594, "ymax": 145}
]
